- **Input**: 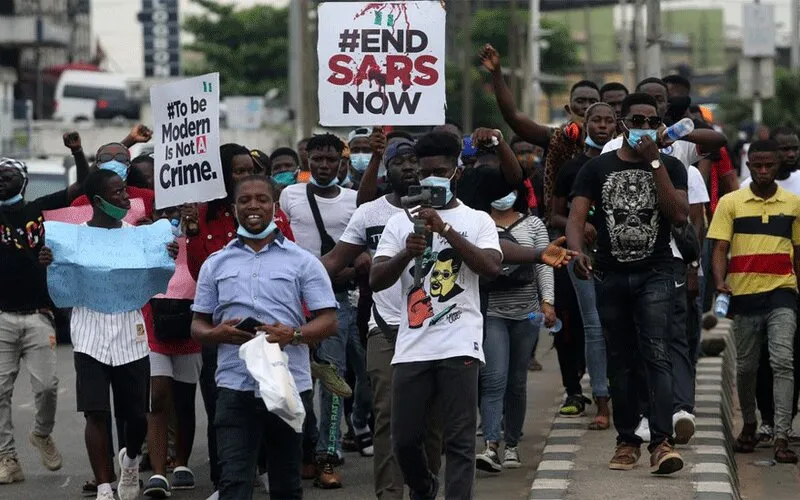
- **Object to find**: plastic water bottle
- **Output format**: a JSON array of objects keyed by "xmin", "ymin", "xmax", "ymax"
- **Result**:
[
  {"xmin": 664, "ymin": 118, "xmax": 695, "ymax": 142},
  {"xmin": 170, "ymin": 218, "xmax": 182, "ymax": 237},
  {"xmin": 528, "ymin": 312, "xmax": 563, "ymax": 335},
  {"xmin": 714, "ymin": 293, "xmax": 730, "ymax": 318}
]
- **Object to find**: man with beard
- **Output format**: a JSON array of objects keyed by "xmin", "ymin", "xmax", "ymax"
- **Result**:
[
  {"xmin": 567, "ymin": 93, "xmax": 689, "ymax": 475},
  {"xmin": 322, "ymin": 139, "xmax": 443, "ymax": 500}
]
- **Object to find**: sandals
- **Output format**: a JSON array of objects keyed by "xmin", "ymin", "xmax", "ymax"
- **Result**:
[
  {"xmin": 560, "ymin": 394, "xmax": 590, "ymax": 417},
  {"xmin": 774, "ymin": 439, "xmax": 799, "ymax": 464},
  {"xmin": 733, "ymin": 432, "xmax": 757, "ymax": 453},
  {"xmin": 588, "ymin": 397, "xmax": 611, "ymax": 430}
]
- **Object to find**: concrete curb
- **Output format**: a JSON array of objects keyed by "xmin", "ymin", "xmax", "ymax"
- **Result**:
[{"xmin": 527, "ymin": 320, "xmax": 741, "ymax": 500}]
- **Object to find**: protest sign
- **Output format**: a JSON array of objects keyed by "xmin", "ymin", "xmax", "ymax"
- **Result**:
[
  {"xmin": 150, "ymin": 73, "xmax": 225, "ymax": 209},
  {"xmin": 153, "ymin": 236, "xmax": 196, "ymax": 300},
  {"xmin": 317, "ymin": 1, "xmax": 446, "ymax": 126},
  {"xmin": 43, "ymin": 198, "xmax": 146, "ymax": 225},
  {"xmin": 44, "ymin": 219, "xmax": 176, "ymax": 313}
]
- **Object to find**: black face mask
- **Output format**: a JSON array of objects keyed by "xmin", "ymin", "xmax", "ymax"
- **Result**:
[{"xmin": 665, "ymin": 96, "xmax": 691, "ymax": 126}]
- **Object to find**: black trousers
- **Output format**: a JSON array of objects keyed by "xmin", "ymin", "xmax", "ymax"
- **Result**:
[{"xmin": 553, "ymin": 266, "xmax": 586, "ymax": 396}]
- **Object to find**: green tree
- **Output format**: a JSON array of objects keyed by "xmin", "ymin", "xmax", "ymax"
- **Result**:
[
  {"xmin": 721, "ymin": 67, "xmax": 800, "ymax": 131},
  {"xmin": 183, "ymin": 0, "xmax": 289, "ymax": 97}
]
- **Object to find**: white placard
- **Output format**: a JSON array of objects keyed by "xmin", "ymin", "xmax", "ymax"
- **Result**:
[
  {"xmin": 150, "ymin": 73, "xmax": 225, "ymax": 209},
  {"xmin": 317, "ymin": 1, "xmax": 446, "ymax": 126},
  {"xmin": 742, "ymin": 3, "xmax": 776, "ymax": 58}
]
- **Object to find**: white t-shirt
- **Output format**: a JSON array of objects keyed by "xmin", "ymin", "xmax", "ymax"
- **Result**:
[
  {"xmin": 279, "ymin": 183, "xmax": 358, "ymax": 258},
  {"xmin": 740, "ymin": 170, "xmax": 800, "ymax": 196},
  {"xmin": 339, "ymin": 195, "xmax": 404, "ymax": 329},
  {"xmin": 668, "ymin": 165, "xmax": 710, "ymax": 259},
  {"xmin": 374, "ymin": 202, "xmax": 502, "ymax": 364},
  {"xmin": 602, "ymin": 136, "xmax": 703, "ymax": 169}
]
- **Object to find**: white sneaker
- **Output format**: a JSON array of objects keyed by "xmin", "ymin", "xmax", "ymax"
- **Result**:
[
  {"xmin": 635, "ymin": 417, "xmax": 651, "ymax": 443},
  {"xmin": 206, "ymin": 492, "xmax": 219, "ymax": 500},
  {"xmin": 475, "ymin": 444, "xmax": 502, "ymax": 473},
  {"xmin": 673, "ymin": 410, "xmax": 696, "ymax": 445},
  {"xmin": 95, "ymin": 490, "xmax": 115, "ymax": 500},
  {"xmin": 502, "ymin": 446, "xmax": 522, "ymax": 469},
  {"xmin": 117, "ymin": 448, "xmax": 141, "ymax": 500},
  {"xmin": 260, "ymin": 472, "xmax": 269, "ymax": 494}
]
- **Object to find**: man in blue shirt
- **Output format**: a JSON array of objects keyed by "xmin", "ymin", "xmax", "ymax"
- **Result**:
[{"xmin": 191, "ymin": 175, "xmax": 338, "ymax": 500}]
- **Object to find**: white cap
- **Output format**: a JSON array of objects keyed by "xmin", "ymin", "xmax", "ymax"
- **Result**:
[{"xmin": 347, "ymin": 127, "xmax": 373, "ymax": 144}]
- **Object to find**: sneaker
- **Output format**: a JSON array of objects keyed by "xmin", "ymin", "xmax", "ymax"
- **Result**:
[
  {"xmin": 673, "ymin": 410, "xmax": 696, "ymax": 445},
  {"xmin": 96, "ymin": 490, "xmax": 115, "ymax": 500},
  {"xmin": 259, "ymin": 472, "xmax": 269, "ymax": 494},
  {"xmin": 29, "ymin": 432, "xmax": 62, "ymax": 471},
  {"xmin": 502, "ymin": 446, "xmax": 522, "ymax": 469},
  {"xmin": 314, "ymin": 461, "xmax": 342, "ymax": 489},
  {"xmin": 0, "ymin": 455, "xmax": 24, "ymax": 484},
  {"xmin": 117, "ymin": 448, "xmax": 141, "ymax": 500},
  {"xmin": 355, "ymin": 430, "xmax": 374, "ymax": 457},
  {"xmin": 410, "ymin": 473, "xmax": 439, "ymax": 500},
  {"xmin": 82, "ymin": 477, "xmax": 117, "ymax": 497},
  {"xmin": 559, "ymin": 394, "xmax": 588, "ymax": 417},
  {"xmin": 635, "ymin": 417, "xmax": 651, "ymax": 443},
  {"xmin": 143, "ymin": 474, "xmax": 171, "ymax": 498},
  {"xmin": 608, "ymin": 443, "xmax": 641, "ymax": 470},
  {"xmin": 756, "ymin": 424, "xmax": 775, "ymax": 445},
  {"xmin": 650, "ymin": 441, "xmax": 684, "ymax": 475},
  {"xmin": 171, "ymin": 466, "xmax": 195, "ymax": 490},
  {"xmin": 476, "ymin": 444, "xmax": 502, "ymax": 473},
  {"xmin": 311, "ymin": 361, "xmax": 353, "ymax": 398}
]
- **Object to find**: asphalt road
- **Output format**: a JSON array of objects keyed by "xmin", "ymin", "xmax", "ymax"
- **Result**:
[{"xmin": 4, "ymin": 334, "xmax": 562, "ymax": 499}]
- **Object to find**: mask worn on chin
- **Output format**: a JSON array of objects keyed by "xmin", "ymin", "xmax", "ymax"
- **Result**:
[
  {"xmin": 585, "ymin": 136, "xmax": 604, "ymax": 150},
  {"xmin": 94, "ymin": 196, "xmax": 129, "ymax": 220},
  {"xmin": 419, "ymin": 170, "xmax": 456, "ymax": 207},
  {"xmin": 272, "ymin": 171, "xmax": 297, "ymax": 186},
  {"xmin": 491, "ymin": 191, "xmax": 518, "ymax": 211},
  {"xmin": 625, "ymin": 129, "xmax": 658, "ymax": 149},
  {"xmin": 236, "ymin": 220, "xmax": 277, "ymax": 240},
  {"xmin": 99, "ymin": 160, "xmax": 129, "ymax": 181},
  {"xmin": 350, "ymin": 153, "xmax": 372, "ymax": 172},
  {"xmin": 0, "ymin": 193, "xmax": 23, "ymax": 206},
  {"xmin": 310, "ymin": 175, "xmax": 339, "ymax": 188}
]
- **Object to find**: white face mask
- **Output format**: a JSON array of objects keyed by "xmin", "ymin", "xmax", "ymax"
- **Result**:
[{"xmin": 490, "ymin": 192, "xmax": 517, "ymax": 211}]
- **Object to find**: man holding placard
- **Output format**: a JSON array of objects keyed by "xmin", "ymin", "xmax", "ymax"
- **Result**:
[{"xmin": 39, "ymin": 169, "xmax": 178, "ymax": 500}]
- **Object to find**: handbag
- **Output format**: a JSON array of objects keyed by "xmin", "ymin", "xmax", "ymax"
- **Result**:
[
  {"xmin": 150, "ymin": 298, "xmax": 193, "ymax": 342},
  {"xmin": 671, "ymin": 222, "xmax": 701, "ymax": 263}
]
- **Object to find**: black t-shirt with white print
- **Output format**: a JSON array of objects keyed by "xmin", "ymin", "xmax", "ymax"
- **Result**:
[{"xmin": 571, "ymin": 151, "xmax": 688, "ymax": 272}]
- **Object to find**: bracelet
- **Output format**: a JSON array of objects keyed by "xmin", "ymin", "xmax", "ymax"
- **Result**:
[
  {"xmin": 441, "ymin": 223, "xmax": 452, "ymax": 236},
  {"xmin": 492, "ymin": 129, "xmax": 504, "ymax": 142}
]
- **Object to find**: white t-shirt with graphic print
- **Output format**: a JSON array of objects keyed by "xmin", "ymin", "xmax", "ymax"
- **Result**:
[{"xmin": 375, "ymin": 201, "xmax": 502, "ymax": 365}]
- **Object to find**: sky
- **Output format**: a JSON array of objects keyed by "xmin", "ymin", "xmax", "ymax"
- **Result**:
[{"xmin": 92, "ymin": 0, "xmax": 793, "ymax": 78}]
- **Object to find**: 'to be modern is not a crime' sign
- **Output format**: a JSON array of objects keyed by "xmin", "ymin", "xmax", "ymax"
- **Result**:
[{"xmin": 317, "ymin": 1, "xmax": 446, "ymax": 127}]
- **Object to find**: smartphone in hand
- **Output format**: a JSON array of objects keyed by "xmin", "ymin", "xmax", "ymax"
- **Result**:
[{"xmin": 235, "ymin": 317, "xmax": 262, "ymax": 334}]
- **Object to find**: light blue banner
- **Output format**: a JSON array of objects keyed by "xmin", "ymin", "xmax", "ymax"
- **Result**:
[{"xmin": 44, "ymin": 220, "xmax": 176, "ymax": 314}]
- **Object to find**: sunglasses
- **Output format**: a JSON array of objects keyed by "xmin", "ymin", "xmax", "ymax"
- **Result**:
[
  {"xmin": 623, "ymin": 115, "xmax": 662, "ymax": 129},
  {"xmin": 97, "ymin": 152, "xmax": 130, "ymax": 165}
]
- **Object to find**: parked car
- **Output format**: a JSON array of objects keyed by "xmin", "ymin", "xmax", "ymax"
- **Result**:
[{"xmin": 93, "ymin": 96, "xmax": 141, "ymax": 122}]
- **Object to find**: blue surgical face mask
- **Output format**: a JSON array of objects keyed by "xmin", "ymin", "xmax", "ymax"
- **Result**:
[
  {"xmin": 0, "ymin": 193, "xmax": 23, "ymax": 206},
  {"xmin": 99, "ymin": 160, "xmax": 129, "ymax": 181},
  {"xmin": 350, "ymin": 153, "xmax": 372, "ymax": 172},
  {"xmin": 310, "ymin": 175, "xmax": 339, "ymax": 188},
  {"xmin": 491, "ymin": 192, "xmax": 517, "ymax": 211},
  {"xmin": 236, "ymin": 219, "xmax": 277, "ymax": 240},
  {"xmin": 419, "ymin": 170, "xmax": 456, "ymax": 206},
  {"xmin": 625, "ymin": 129, "xmax": 658, "ymax": 149},
  {"xmin": 272, "ymin": 171, "xmax": 297, "ymax": 186},
  {"xmin": 585, "ymin": 135, "xmax": 604, "ymax": 150}
]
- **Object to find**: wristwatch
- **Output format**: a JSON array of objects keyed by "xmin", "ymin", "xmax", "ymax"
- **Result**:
[
  {"xmin": 291, "ymin": 328, "xmax": 304, "ymax": 346},
  {"xmin": 441, "ymin": 223, "xmax": 452, "ymax": 236},
  {"xmin": 650, "ymin": 159, "xmax": 661, "ymax": 170},
  {"xmin": 542, "ymin": 299, "xmax": 554, "ymax": 306}
]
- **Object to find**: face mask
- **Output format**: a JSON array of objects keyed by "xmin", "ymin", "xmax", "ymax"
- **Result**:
[
  {"xmin": 625, "ymin": 129, "xmax": 658, "ymax": 149},
  {"xmin": 585, "ymin": 136, "xmax": 603, "ymax": 150},
  {"xmin": 419, "ymin": 170, "xmax": 455, "ymax": 206},
  {"xmin": 236, "ymin": 220, "xmax": 277, "ymax": 240},
  {"xmin": 99, "ymin": 160, "xmax": 129, "ymax": 181},
  {"xmin": 491, "ymin": 192, "xmax": 517, "ymax": 211},
  {"xmin": 272, "ymin": 171, "xmax": 297, "ymax": 186},
  {"xmin": 350, "ymin": 153, "xmax": 372, "ymax": 172},
  {"xmin": 310, "ymin": 175, "xmax": 339, "ymax": 188},
  {"xmin": 0, "ymin": 193, "xmax": 23, "ymax": 206},
  {"xmin": 94, "ymin": 196, "xmax": 128, "ymax": 220}
]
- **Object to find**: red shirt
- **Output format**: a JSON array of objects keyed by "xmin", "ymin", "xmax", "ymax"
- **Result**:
[
  {"xmin": 186, "ymin": 203, "xmax": 294, "ymax": 280},
  {"xmin": 71, "ymin": 186, "xmax": 155, "ymax": 218},
  {"xmin": 709, "ymin": 147, "xmax": 734, "ymax": 215}
]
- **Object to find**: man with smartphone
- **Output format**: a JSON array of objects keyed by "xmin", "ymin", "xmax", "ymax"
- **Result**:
[{"xmin": 191, "ymin": 175, "xmax": 338, "ymax": 500}]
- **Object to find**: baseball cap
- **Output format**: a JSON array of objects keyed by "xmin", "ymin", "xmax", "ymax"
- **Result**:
[
  {"xmin": 384, "ymin": 139, "xmax": 415, "ymax": 166},
  {"xmin": 348, "ymin": 127, "xmax": 373, "ymax": 144}
]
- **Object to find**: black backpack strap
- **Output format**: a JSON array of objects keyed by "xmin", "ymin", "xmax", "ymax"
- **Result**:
[
  {"xmin": 504, "ymin": 214, "xmax": 529, "ymax": 232},
  {"xmin": 305, "ymin": 184, "xmax": 337, "ymax": 255}
]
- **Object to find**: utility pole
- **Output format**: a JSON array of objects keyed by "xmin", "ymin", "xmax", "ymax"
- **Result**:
[
  {"xmin": 460, "ymin": 0, "xmax": 473, "ymax": 132},
  {"xmin": 508, "ymin": 0, "xmax": 519, "ymax": 101},
  {"xmin": 289, "ymin": 0, "xmax": 305, "ymax": 144},
  {"xmin": 583, "ymin": 5, "xmax": 595, "ymax": 82},
  {"xmin": 528, "ymin": 0, "xmax": 542, "ymax": 121},
  {"xmin": 619, "ymin": 0, "xmax": 632, "ymax": 89},
  {"xmin": 634, "ymin": 0, "xmax": 646, "ymax": 82},
  {"xmin": 753, "ymin": 0, "xmax": 763, "ymax": 125},
  {"xmin": 792, "ymin": 0, "xmax": 800, "ymax": 70},
  {"xmin": 645, "ymin": 0, "xmax": 662, "ymax": 78}
]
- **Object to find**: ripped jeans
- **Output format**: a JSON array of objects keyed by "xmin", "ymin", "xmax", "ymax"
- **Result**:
[{"xmin": 594, "ymin": 266, "xmax": 676, "ymax": 449}]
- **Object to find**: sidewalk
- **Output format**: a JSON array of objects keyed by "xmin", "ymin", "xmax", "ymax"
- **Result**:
[{"xmin": 528, "ymin": 320, "xmax": 739, "ymax": 500}]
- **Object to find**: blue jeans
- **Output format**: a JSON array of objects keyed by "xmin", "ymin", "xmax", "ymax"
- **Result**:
[
  {"xmin": 568, "ymin": 260, "xmax": 609, "ymax": 398},
  {"xmin": 316, "ymin": 293, "xmax": 372, "ymax": 457},
  {"xmin": 594, "ymin": 267, "xmax": 675, "ymax": 449},
  {"xmin": 480, "ymin": 316, "xmax": 539, "ymax": 447}
]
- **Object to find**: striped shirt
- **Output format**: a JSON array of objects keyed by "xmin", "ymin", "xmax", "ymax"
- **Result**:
[
  {"xmin": 487, "ymin": 215, "xmax": 555, "ymax": 320},
  {"xmin": 707, "ymin": 185, "xmax": 800, "ymax": 313},
  {"xmin": 70, "ymin": 220, "xmax": 150, "ymax": 366}
]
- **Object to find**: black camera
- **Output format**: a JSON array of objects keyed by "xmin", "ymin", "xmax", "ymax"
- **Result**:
[{"xmin": 401, "ymin": 185, "xmax": 447, "ymax": 208}]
